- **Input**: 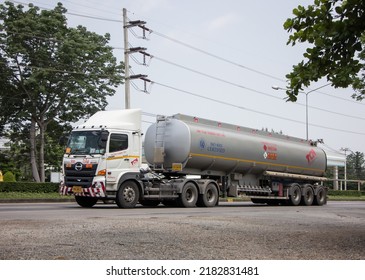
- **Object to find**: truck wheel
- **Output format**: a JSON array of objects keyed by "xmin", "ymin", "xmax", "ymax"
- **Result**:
[
  {"xmin": 116, "ymin": 181, "xmax": 140, "ymax": 208},
  {"xmin": 314, "ymin": 187, "xmax": 327, "ymax": 206},
  {"xmin": 178, "ymin": 182, "xmax": 198, "ymax": 207},
  {"xmin": 301, "ymin": 185, "xmax": 314, "ymax": 206},
  {"xmin": 75, "ymin": 196, "xmax": 98, "ymax": 208},
  {"xmin": 289, "ymin": 184, "xmax": 301, "ymax": 206},
  {"xmin": 197, "ymin": 183, "xmax": 218, "ymax": 207}
]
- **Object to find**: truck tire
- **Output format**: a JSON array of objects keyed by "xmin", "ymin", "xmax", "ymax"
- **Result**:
[
  {"xmin": 178, "ymin": 182, "xmax": 198, "ymax": 207},
  {"xmin": 313, "ymin": 186, "xmax": 327, "ymax": 206},
  {"xmin": 75, "ymin": 196, "xmax": 98, "ymax": 208},
  {"xmin": 116, "ymin": 181, "xmax": 140, "ymax": 208},
  {"xmin": 289, "ymin": 184, "xmax": 301, "ymax": 206},
  {"xmin": 301, "ymin": 185, "xmax": 314, "ymax": 206},
  {"xmin": 197, "ymin": 183, "xmax": 219, "ymax": 207}
]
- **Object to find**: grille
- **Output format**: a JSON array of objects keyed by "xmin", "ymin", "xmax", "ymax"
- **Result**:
[{"xmin": 64, "ymin": 163, "xmax": 97, "ymax": 187}]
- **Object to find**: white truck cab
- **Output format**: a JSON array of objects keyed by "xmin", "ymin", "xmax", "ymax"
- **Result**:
[{"xmin": 59, "ymin": 109, "xmax": 143, "ymax": 207}]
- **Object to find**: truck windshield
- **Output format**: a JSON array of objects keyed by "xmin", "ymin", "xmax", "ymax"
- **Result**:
[{"xmin": 67, "ymin": 130, "xmax": 107, "ymax": 155}]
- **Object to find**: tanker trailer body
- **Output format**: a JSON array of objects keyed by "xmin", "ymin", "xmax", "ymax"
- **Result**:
[{"xmin": 144, "ymin": 114, "xmax": 328, "ymax": 206}]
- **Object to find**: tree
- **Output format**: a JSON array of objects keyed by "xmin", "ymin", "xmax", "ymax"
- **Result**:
[
  {"xmin": 0, "ymin": 55, "xmax": 17, "ymax": 134},
  {"xmin": 0, "ymin": 2, "xmax": 124, "ymax": 182},
  {"xmin": 284, "ymin": 0, "xmax": 365, "ymax": 101},
  {"xmin": 347, "ymin": 151, "xmax": 365, "ymax": 180}
]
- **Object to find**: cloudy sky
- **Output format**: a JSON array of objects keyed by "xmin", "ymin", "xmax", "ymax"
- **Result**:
[{"xmin": 9, "ymin": 0, "xmax": 365, "ymax": 154}]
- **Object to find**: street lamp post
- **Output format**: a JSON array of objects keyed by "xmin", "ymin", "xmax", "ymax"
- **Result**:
[
  {"xmin": 305, "ymin": 91, "xmax": 309, "ymax": 141},
  {"xmin": 272, "ymin": 83, "xmax": 331, "ymax": 140},
  {"xmin": 340, "ymin": 147, "xmax": 351, "ymax": 191}
]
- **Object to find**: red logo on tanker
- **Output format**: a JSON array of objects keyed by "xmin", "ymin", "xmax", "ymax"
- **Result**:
[
  {"xmin": 262, "ymin": 142, "xmax": 277, "ymax": 160},
  {"xmin": 306, "ymin": 149, "xmax": 317, "ymax": 164}
]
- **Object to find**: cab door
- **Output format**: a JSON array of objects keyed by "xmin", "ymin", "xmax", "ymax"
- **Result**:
[{"xmin": 105, "ymin": 133, "xmax": 131, "ymax": 189}]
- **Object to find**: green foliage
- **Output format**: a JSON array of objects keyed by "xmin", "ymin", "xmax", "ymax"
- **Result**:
[
  {"xmin": 328, "ymin": 190, "xmax": 364, "ymax": 197},
  {"xmin": 0, "ymin": 150, "xmax": 22, "ymax": 180},
  {"xmin": 346, "ymin": 151, "xmax": 365, "ymax": 180},
  {"xmin": 0, "ymin": 182, "xmax": 59, "ymax": 193},
  {"xmin": 284, "ymin": 0, "xmax": 365, "ymax": 101},
  {"xmin": 0, "ymin": 1, "xmax": 124, "ymax": 182},
  {"xmin": 3, "ymin": 171, "xmax": 16, "ymax": 182}
]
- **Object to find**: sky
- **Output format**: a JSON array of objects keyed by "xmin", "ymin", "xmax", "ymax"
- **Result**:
[{"xmin": 7, "ymin": 0, "xmax": 365, "ymax": 155}]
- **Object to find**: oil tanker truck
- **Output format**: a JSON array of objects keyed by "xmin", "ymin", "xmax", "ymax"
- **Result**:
[{"xmin": 59, "ymin": 109, "xmax": 328, "ymax": 208}]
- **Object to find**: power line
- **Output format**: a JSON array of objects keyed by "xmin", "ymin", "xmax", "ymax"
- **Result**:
[
  {"xmin": 2, "ymin": 27, "xmax": 365, "ymax": 122},
  {"xmin": 10, "ymin": 1, "xmax": 365, "ymax": 106},
  {"xmin": 151, "ymin": 30, "xmax": 285, "ymax": 83},
  {"xmin": 3, "ymin": 51, "xmax": 364, "ymax": 121},
  {"xmin": 149, "ymin": 80, "xmax": 365, "ymax": 136},
  {"xmin": 62, "ymin": 0, "xmax": 121, "ymax": 18},
  {"xmin": 149, "ymin": 30, "xmax": 365, "ymax": 106},
  {"xmin": 11, "ymin": 0, "xmax": 124, "ymax": 23},
  {"xmin": 151, "ymin": 56, "xmax": 283, "ymax": 97},
  {"xmin": 111, "ymin": 44, "xmax": 365, "ymax": 120},
  {"xmin": 2, "ymin": 29, "xmax": 364, "ymax": 120},
  {"xmin": 149, "ymin": 56, "xmax": 365, "ymax": 121},
  {"xmin": 13, "ymin": 20, "xmax": 350, "ymax": 116}
]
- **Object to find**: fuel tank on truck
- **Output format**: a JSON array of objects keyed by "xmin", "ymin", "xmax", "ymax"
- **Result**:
[{"xmin": 144, "ymin": 114, "xmax": 327, "ymax": 177}]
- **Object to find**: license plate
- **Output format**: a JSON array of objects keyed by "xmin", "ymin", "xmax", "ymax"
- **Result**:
[
  {"xmin": 172, "ymin": 163, "xmax": 182, "ymax": 171},
  {"xmin": 72, "ymin": 186, "xmax": 83, "ymax": 194}
]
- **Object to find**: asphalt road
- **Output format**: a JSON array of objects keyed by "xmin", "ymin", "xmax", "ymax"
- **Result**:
[{"xmin": 0, "ymin": 201, "xmax": 364, "ymax": 260}]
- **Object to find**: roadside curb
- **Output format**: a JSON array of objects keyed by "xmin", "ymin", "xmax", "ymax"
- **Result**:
[{"xmin": 0, "ymin": 198, "xmax": 248, "ymax": 203}]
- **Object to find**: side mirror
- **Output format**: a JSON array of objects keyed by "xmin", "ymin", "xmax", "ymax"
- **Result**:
[
  {"xmin": 59, "ymin": 134, "xmax": 69, "ymax": 146},
  {"xmin": 98, "ymin": 131, "xmax": 109, "ymax": 149}
]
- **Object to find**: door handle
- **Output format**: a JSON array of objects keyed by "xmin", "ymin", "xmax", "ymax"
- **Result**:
[{"xmin": 124, "ymin": 158, "xmax": 130, "ymax": 161}]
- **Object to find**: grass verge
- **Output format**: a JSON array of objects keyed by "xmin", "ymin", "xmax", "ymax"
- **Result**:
[
  {"xmin": 327, "ymin": 195, "xmax": 365, "ymax": 201},
  {"xmin": 0, "ymin": 192, "xmax": 71, "ymax": 200}
]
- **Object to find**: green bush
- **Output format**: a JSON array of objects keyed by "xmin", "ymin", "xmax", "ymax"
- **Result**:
[
  {"xmin": 3, "ymin": 171, "xmax": 16, "ymax": 182},
  {"xmin": 0, "ymin": 182, "xmax": 59, "ymax": 193},
  {"xmin": 328, "ymin": 190, "xmax": 363, "ymax": 197}
]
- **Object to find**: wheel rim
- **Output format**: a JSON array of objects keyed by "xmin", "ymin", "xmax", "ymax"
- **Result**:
[
  {"xmin": 290, "ymin": 185, "xmax": 301, "ymax": 205},
  {"xmin": 293, "ymin": 188, "xmax": 300, "ymax": 200},
  {"xmin": 305, "ymin": 190, "xmax": 312, "ymax": 200},
  {"xmin": 185, "ymin": 188, "xmax": 195, "ymax": 202},
  {"xmin": 123, "ymin": 186, "xmax": 135, "ymax": 203},
  {"xmin": 206, "ymin": 188, "xmax": 215, "ymax": 202}
]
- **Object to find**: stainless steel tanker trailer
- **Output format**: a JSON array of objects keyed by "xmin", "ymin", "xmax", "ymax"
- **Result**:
[{"xmin": 60, "ymin": 109, "xmax": 328, "ymax": 208}]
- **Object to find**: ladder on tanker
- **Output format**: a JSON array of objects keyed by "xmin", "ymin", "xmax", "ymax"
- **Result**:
[{"xmin": 153, "ymin": 115, "xmax": 167, "ymax": 170}]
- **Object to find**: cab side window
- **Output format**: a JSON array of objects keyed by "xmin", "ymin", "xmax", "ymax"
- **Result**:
[{"xmin": 109, "ymin": 134, "xmax": 128, "ymax": 152}]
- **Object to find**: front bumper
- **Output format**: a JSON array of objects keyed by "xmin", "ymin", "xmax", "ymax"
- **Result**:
[{"xmin": 59, "ymin": 181, "xmax": 107, "ymax": 198}]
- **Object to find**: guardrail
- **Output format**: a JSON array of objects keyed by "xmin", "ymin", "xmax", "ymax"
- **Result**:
[{"xmin": 326, "ymin": 179, "xmax": 365, "ymax": 191}]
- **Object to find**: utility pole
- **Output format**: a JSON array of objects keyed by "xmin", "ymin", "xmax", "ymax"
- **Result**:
[
  {"xmin": 122, "ymin": 8, "xmax": 150, "ymax": 109},
  {"xmin": 123, "ymin": 8, "xmax": 130, "ymax": 109}
]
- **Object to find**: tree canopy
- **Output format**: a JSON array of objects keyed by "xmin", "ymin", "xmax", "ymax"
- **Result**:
[
  {"xmin": 0, "ymin": 1, "xmax": 124, "ymax": 181},
  {"xmin": 347, "ymin": 151, "xmax": 365, "ymax": 180},
  {"xmin": 284, "ymin": 0, "xmax": 365, "ymax": 101}
]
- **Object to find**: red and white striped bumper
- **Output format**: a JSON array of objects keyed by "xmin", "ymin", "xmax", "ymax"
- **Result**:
[{"xmin": 59, "ymin": 181, "xmax": 107, "ymax": 198}]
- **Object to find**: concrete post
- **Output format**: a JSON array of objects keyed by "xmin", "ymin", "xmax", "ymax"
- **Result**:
[{"xmin": 333, "ymin": 166, "xmax": 339, "ymax": 190}]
